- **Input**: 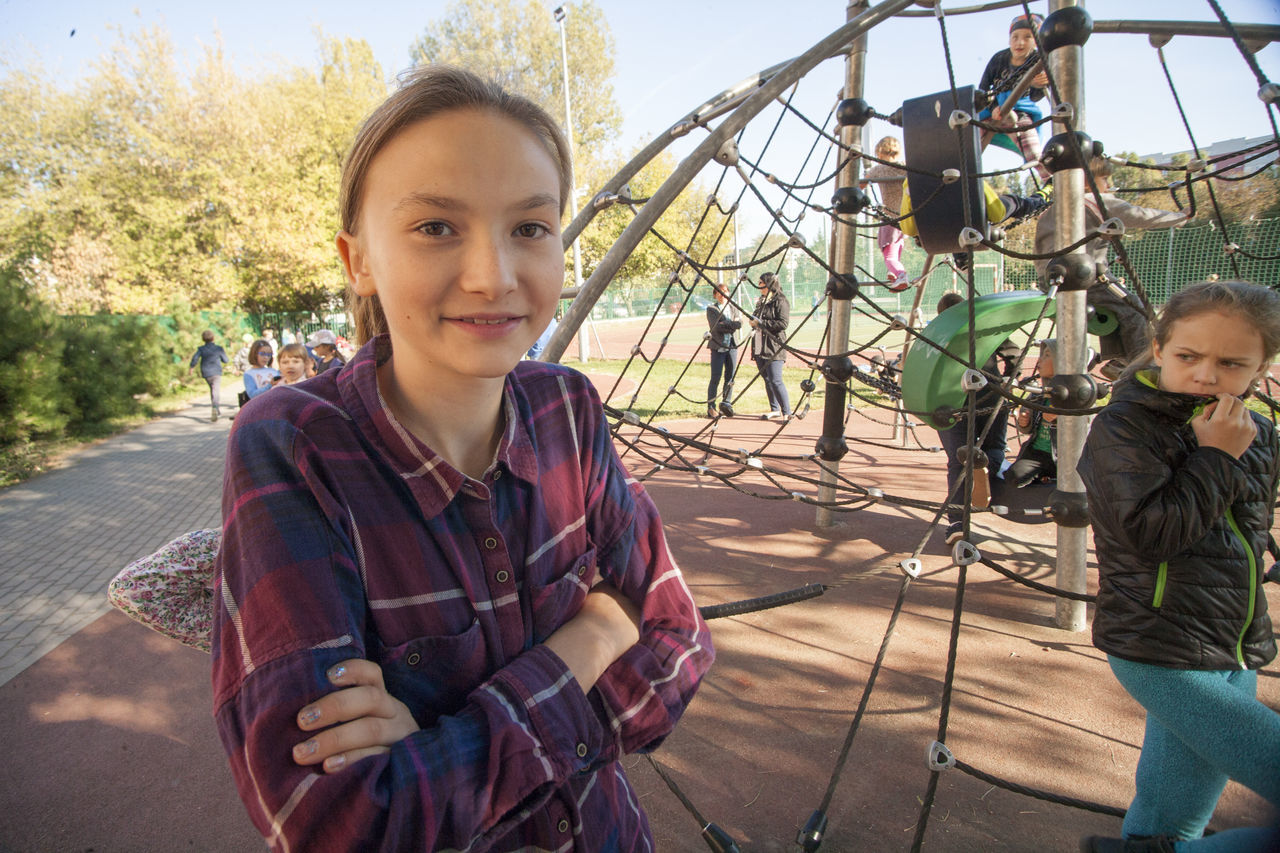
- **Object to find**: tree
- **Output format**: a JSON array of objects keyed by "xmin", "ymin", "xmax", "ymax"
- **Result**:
[
  {"xmin": 0, "ymin": 25, "xmax": 388, "ymax": 315},
  {"xmin": 409, "ymin": 0, "xmax": 622, "ymax": 173},
  {"xmin": 575, "ymin": 150, "xmax": 732, "ymax": 293}
]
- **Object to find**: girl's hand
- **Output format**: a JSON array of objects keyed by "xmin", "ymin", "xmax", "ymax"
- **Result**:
[
  {"xmin": 1031, "ymin": 71, "xmax": 1049, "ymax": 87},
  {"xmin": 293, "ymin": 659, "xmax": 419, "ymax": 773},
  {"xmin": 544, "ymin": 586, "xmax": 641, "ymax": 693},
  {"xmin": 1192, "ymin": 394, "xmax": 1257, "ymax": 459}
]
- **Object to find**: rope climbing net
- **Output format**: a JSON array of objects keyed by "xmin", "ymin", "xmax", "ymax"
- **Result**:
[{"xmin": 548, "ymin": 2, "xmax": 1280, "ymax": 849}]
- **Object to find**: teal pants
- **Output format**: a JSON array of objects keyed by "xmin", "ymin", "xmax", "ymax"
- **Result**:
[{"xmin": 1108, "ymin": 656, "xmax": 1280, "ymax": 851}]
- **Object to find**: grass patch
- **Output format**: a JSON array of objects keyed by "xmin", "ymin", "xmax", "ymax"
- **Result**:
[
  {"xmin": 0, "ymin": 384, "xmax": 208, "ymax": 489},
  {"xmin": 574, "ymin": 358, "xmax": 894, "ymax": 420}
]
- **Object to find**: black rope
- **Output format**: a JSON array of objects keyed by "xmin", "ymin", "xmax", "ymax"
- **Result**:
[
  {"xmin": 815, "ymin": 572, "xmax": 914, "ymax": 814},
  {"xmin": 1156, "ymin": 45, "xmax": 1244, "ymax": 278},
  {"xmin": 978, "ymin": 556, "xmax": 1096, "ymax": 602},
  {"xmin": 952, "ymin": 758, "xmax": 1127, "ymax": 818},
  {"xmin": 698, "ymin": 583, "xmax": 827, "ymax": 620}
]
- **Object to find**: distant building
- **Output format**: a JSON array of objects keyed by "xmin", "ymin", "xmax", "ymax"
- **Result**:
[{"xmin": 1140, "ymin": 134, "xmax": 1277, "ymax": 175}]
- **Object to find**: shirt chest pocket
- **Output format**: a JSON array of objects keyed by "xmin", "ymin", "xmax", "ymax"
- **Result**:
[
  {"xmin": 377, "ymin": 619, "xmax": 486, "ymax": 727},
  {"xmin": 526, "ymin": 546, "xmax": 597, "ymax": 646}
]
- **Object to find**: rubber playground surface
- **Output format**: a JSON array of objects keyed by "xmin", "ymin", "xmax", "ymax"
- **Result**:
[{"xmin": 1, "ymin": 369, "xmax": 1277, "ymax": 851}]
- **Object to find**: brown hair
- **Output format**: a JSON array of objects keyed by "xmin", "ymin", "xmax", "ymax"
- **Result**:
[
  {"xmin": 278, "ymin": 342, "xmax": 309, "ymax": 363},
  {"xmin": 248, "ymin": 339, "xmax": 274, "ymax": 367},
  {"xmin": 1127, "ymin": 280, "xmax": 1280, "ymax": 384},
  {"xmin": 758, "ymin": 272, "xmax": 783, "ymax": 295},
  {"xmin": 338, "ymin": 65, "xmax": 572, "ymax": 346}
]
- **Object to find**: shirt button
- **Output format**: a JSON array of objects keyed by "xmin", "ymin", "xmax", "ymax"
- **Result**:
[
  {"xmin": 557, "ymin": 819, "xmax": 569, "ymax": 834},
  {"xmin": 576, "ymin": 564, "xmax": 587, "ymax": 576},
  {"xmin": 484, "ymin": 537, "xmax": 498, "ymax": 550},
  {"xmin": 406, "ymin": 652, "xmax": 421, "ymax": 667},
  {"xmin": 495, "ymin": 570, "xmax": 510, "ymax": 583},
  {"xmin": 576, "ymin": 742, "xmax": 588, "ymax": 758},
  {"xmin": 493, "ymin": 470, "xmax": 502, "ymax": 480}
]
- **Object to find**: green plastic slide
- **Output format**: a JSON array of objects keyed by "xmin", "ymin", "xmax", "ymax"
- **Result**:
[{"xmin": 902, "ymin": 291, "xmax": 1112, "ymax": 430}]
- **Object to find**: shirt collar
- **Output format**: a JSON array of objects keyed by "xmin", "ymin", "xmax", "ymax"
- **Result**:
[{"xmin": 337, "ymin": 335, "xmax": 541, "ymax": 514}]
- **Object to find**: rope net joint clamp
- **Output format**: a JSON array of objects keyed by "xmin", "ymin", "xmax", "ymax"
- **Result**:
[
  {"xmin": 900, "ymin": 558, "xmax": 923, "ymax": 579},
  {"xmin": 961, "ymin": 369, "xmax": 988, "ymax": 392},
  {"xmin": 928, "ymin": 740, "xmax": 956, "ymax": 772},
  {"xmin": 952, "ymin": 540, "xmax": 981, "ymax": 566}
]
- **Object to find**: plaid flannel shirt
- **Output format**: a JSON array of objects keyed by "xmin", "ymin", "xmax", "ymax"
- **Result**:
[{"xmin": 212, "ymin": 335, "xmax": 713, "ymax": 852}]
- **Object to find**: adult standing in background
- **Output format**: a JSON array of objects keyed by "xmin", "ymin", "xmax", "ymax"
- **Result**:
[
  {"xmin": 706, "ymin": 283, "xmax": 741, "ymax": 418},
  {"xmin": 187, "ymin": 330, "xmax": 229, "ymax": 422},
  {"xmin": 750, "ymin": 272, "xmax": 791, "ymax": 420}
]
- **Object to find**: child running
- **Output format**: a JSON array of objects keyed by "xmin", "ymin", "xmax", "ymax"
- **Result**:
[
  {"xmin": 1078, "ymin": 280, "xmax": 1280, "ymax": 852},
  {"xmin": 210, "ymin": 65, "xmax": 713, "ymax": 851}
]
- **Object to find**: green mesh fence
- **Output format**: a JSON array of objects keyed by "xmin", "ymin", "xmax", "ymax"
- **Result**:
[{"xmin": 599, "ymin": 216, "xmax": 1277, "ymax": 328}]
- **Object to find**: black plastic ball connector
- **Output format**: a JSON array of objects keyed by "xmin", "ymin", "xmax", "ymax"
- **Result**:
[
  {"xmin": 835, "ymin": 97, "xmax": 875, "ymax": 128},
  {"xmin": 700, "ymin": 823, "xmax": 741, "ymax": 853},
  {"xmin": 1038, "ymin": 6, "xmax": 1093, "ymax": 53},
  {"xmin": 831, "ymin": 185, "xmax": 870, "ymax": 215},
  {"xmin": 821, "ymin": 356, "xmax": 855, "ymax": 384},
  {"xmin": 1048, "ymin": 373, "xmax": 1099, "ymax": 412},
  {"xmin": 954, "ymin": 445, "xmax": 989, "ymax": 469},
  {"xmin": 1046, "ymin": 489, "xmax": 1090, "ymax": 528},
  {"xmin": 1044, "ymin": 253, "xmax": 1095, "ymax": 292},
  {"xmin": 815, "ymin": 433, "xmax": 849, "ymax": 463},
  {"xmin": 800, "ymin": 378, "xmax": 816, "ymax": 394},
  {"xmin": 826, "ymin": 274, "xmax": 859, "ymax": 301},
  {"xmin": 1040, "ymin": 132, "xmax": 1104, "ymax": 174},
  {"xmin": 797, "ymin": 810, "xmax": 829, "ymax": 852}
]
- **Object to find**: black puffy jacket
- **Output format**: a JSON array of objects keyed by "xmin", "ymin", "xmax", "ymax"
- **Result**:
[{"xmin": 1078, "ymin": 372, "xmax": 1278, "ymax": 671}]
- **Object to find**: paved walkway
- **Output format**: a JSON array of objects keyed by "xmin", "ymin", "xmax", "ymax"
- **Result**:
[{"xmin": 0, "ymin": 390, "xmax": 231, "ymax": 687}]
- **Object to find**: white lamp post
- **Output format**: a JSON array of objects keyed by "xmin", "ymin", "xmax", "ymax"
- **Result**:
[{"xmin": 554, "ymin": 4, "xmax": 588, "ymax": 363}]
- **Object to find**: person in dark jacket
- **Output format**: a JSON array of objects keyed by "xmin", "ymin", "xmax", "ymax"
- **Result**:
[
  {"xmin": 749, "ymin": 272, "xmax": 791, "ymax": 419},
  {"xmin": 1078, "ymin": 280, "xmax": 1280, "ymax": 853},
  {"xmin": 706, "ymin": 282, "xmax": 741, "ymax": 418},
  {"xmin": 187, "ymin": 330, "xmax": 229, "ymax": 422}
]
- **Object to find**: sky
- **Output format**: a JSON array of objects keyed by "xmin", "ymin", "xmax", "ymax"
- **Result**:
[{"xmin": 2, "ymin": 0, "xmax": 1279, "ymax": 239}]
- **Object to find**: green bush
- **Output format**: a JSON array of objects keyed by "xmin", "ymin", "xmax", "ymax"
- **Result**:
[{"xmin": 0, "ymin": 263, "xmax": 68, "ymax": 444}]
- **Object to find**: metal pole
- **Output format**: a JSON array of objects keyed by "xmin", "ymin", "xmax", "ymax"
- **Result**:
[
  {"xmin": 1051, "ymin": 0, "xmax": 1089, "ymax": 632},
  {"xmin": 541, "ymin": 0, "xmax": 913, "ymax": 363},
  {"xmin": 555, "ymin": 5, "xmax": 589, "ymax": 363},
  {"xmin": 815, "ymin": 0, "xmax": 869, "ymax": 529}
]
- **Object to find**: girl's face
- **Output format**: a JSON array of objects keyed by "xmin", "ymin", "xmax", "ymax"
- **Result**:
[
  {"xmin": 337, "ymin": 108, "xmax": 563, "ymax": 386},
  {"xmin": 278, "ymin": 354, "xmax": 307, "ymax": 382},
  {"xmin": 256, "ymin": 348, "xmax": 273, "ymax": 366},
  {"xmin": 1009, "ymin": 28, "xmax": 1035, "ymax": 64},
  {"xmin": 1153, "ymin": 310, "xmax": 1269, "ymax": 397}
]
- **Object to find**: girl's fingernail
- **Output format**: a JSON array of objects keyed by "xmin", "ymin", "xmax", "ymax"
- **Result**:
[
  {"xmin": 324, "ymin": 754, "xmax": 346, "ymax": 772},
  {"xmin": 327, "ymin": 664, "xmax": 346, "ymax": 682},
  {"xmin": 294, "ymin": 739, "xmax": 317, "ymax": 758},
  {"xmin": 299, "ymin": 707, "xmax": 320, "ymax": 726}
]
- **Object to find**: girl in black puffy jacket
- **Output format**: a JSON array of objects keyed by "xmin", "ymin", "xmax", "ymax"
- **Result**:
[{"xmin": 1078, "ymin": 281, "xmax": 1280, "ymax": 853}]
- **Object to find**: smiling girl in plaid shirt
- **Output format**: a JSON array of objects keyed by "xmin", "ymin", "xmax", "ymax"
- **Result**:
[{"xmin": 209, "ymin": 65, "xmax": 714, "ymax": 852}]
